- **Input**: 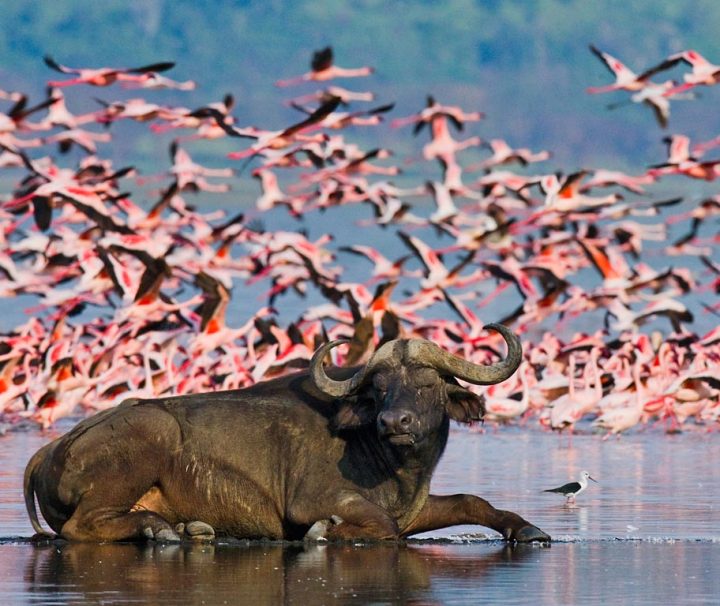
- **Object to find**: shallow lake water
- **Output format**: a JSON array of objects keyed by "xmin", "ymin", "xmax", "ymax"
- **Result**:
[{"xmin": 1, "ymin": 423, "xmax": 719, "ymax": 605}]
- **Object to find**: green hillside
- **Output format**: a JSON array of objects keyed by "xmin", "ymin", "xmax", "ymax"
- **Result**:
[{"xmin": 3, "ymin": 1, "xmax": 720, "ymax": 171}]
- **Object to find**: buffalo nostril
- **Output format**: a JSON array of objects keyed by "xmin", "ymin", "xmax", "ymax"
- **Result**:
[{"xmin": 399, "ymin": 414, "xmax": 412, "ymax": 428}]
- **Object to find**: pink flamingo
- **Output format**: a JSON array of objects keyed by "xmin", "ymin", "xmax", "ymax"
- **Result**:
[
  {"xmin": 538, "ymin": 171, "xmax": 623, "ymax": 213},
  {"xmin": 275, "ymin": 47, "xmax": 374, "ymax": 87},
  {"xmin": 391, "ymin": 95, "xmax": 484, "ymax": 130},
  {"xmin": 121, "ymin": 72, "xmax": 196, "ymax": 90},
  {"xmin": 586, "ymin": 44, "xmax": 677, "ymax": 93},
  {"xmin": 206, "ymin": 96, "xmax": 341, "ymax": 161},
  {"xmin": 581, "ymin": 168, "xmax": 656, "ymax": 194},
  {"xmin": 593, "ymin": 360, "xmax": 645, "ymax": 437},
  {"xmin": 170, "ymin": 142, "xmax": 233, "ymax": 193},
  {"xmin": 286, "ymin": 85, "xmax": 375, "ymax": 106},
  {"xmin": 469, "ymin": 138, "xmax": 550, "ymax": 170},
  {"xmin": 548, "ymin": 349, "xmax": 603, "ymax": 430},
  {"xmin": 607, "ymin": 79, "xmax": 695, "ymax": 129},
  {"xmin": 43, "ymin": 55, "xmax": 175, "ymax": 88},
  {"xmin": 484, "ymin": 361, "xmax": 531, "ymax": 423},
  {"xmin": 657, "ymin": 50, "xmax": 720, "ymax": 94}
]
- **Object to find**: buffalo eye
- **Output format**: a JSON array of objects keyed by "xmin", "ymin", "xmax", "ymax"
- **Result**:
[{"xmin": 373, "ymin": 376, "xmax": 389, "ymax": 400}]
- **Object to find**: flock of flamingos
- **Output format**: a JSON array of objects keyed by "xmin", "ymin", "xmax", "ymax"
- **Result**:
[{"xmin": 0, "ymin": 45, "xmax": 718, "ymax": 436}]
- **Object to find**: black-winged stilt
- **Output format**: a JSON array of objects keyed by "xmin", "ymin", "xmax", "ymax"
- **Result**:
[{"xmin": 543, "ymin": 471, "xmax": 598, "ymax": 503}]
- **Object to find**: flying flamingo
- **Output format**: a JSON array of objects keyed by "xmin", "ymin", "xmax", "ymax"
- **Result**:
[
  {"xmin": 169, "ymin": 141, "xmax": 233, "ymax": 193},
  {"xmin": 338, "ymin": 245, "xmax": 414, "ymax": 282},
  {"xmin": 606, "ymin": 79, "xmax": 695, "ymax": 129},
  {"xmin": 43, "ymin": 55, "xmax": 175, "ymax": 88},
  {"xmin": 149, "ymin": 94, "xmax": 235, "ymax": 137},
  {"xmin": 289, "ymin": 100, "xmax": 395, "ymax": 131},
  {"xmin": 537, "ymin": 171, "xmax": 623, "ymax": 214},
  {"xmin": 586, "ymin": 44, "xmax": 677, "ymax": 94},
  {"xmin": 32, "ymin": 88, "xmax": 99, "ymax": 130},
  {"xmin": 648, "ymin": 134, "xmax": 720, "ymax": 180},
  {"xmin": 275, "ymin": 46, "xmax": 374, "ymax": 87},
  {"xmin": 391, "ymin": 95, "xmax": 484, "ymax": 130},
  {"xmin": 206, "ymin": 96, "xmax": 342, "ymax": 162},
  {"xmin": 41, "ymin": 128, "xmax": 112, "ymax": 154},
  {"xmin": 120, "ymin": 71, "xmax": 196, "ymax": 90},
  {"xmin": 398, "ymin": 232, "xmax": 483, "ymax": 291},
  {"xmin": 654, "ymin": 50, "xmax": 720, "ymax": 94},
  {"xmin": 468, "ymin": 138, "xmax": 550, "ymax": 170},
  {"xmin": 285, "ymin": 85, "xmax": 375, "ymax": 107},
  {"xmin": 252, "ymin": 168, "xmax": 311, "ymax": 215},
  {"xmin": 0, "ymin": 93, "xmax": 58, "ymax": 147},
  {"xmin": 581, "ymin": 168, "xmax": 656, "ymax": 194}
]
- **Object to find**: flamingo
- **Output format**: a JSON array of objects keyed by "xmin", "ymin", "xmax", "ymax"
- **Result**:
[
  {"xmin": 655, "ymin": 50, "xmax": 720, "ymax": 94},
  {"xmin": 206, "ymin": 96, "xmax": 342, "ymax": 161},
  {"xmin": 586, "ymin": 44, "xmax": 677, "ymax": 93},
  {"xmin": 43, "ymin": 55, "xmax": 175, "ymax": 88},
  {"xmin": 648, "ymin": 134, "xmax": 720, "ymax": 180},
  {"xmin": 391, "ymin": 95, "xmax": 484, "ymax": 130},
  {"xmin": 606, "ymin": 79, "xmax": 695, "ymax": 129},
  {"xmin": 120, "ymin": 72, "xmax": 196, "ymax": 91},
  {"xmin": 252, "ymin": 168, "xmax": 310, "ymax": 216},
  {"xmin": 32, "ymin": 88, "xmax": 99, "ymax": 130},
  {"xmin": 484, "ymin": 361, "xmax": 531, "ymax": 423},
  {"xmin": 593, "ymin": 360, "xmax": 646, "ymax": 437},
  {"xmin": 289, "ymin": 100, "xmax": 395, "ymax": 131},
  {"xmin": 468, "ymin": 138, "xmax": 550, "ymax": 170},
  {"xmin": 169, "ymin": 141, "xmax": 233, "ymax": 193},
  {"xmin": 581, "ymin": 168, "xmax": 656, "ymax": 194},
  {"xmin": 398, "ymin": 232, "xmax": 483, "ymax": 291},
  {"xmin": 286, "ymin": 85, "xmax": 375, "ymax": 106},
  {"xmin": 275, "ymin": 46, "xmax": 374, "ymax": 87},
  {"xmin": 537, "ymin": 171, "xmax": 623, "ymax": 214},
  {"xmin": 41, "ymin": 128, "xmax": 111, "ymax": 154},
  {"xmin": 0, "ymin": 93, "xmax": 58, "ymax": 146},
  {"xmin": 150, "ymin": 94, "xmax": 235, "ymax": 137},
  {"xmin": 338, "ymin": 245, "xmax": 414, "ymax": 282},
  {"xmin": 548, "ymin": 349, "xmax": 603, "ymax": 430}
]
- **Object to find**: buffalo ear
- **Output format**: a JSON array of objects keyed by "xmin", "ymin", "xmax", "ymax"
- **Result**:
[
  {"xmin": 331, "ymin": 398, "xmax": 376, "ymax": 430},
  {"xmin": 445, "ymin": 383, "xmax": 486, "ymax": 423}
]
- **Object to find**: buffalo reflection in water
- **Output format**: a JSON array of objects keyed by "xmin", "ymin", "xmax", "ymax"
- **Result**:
[{"xmin": 24, "ymin": 540, "xmax": 539, "ymax": 604}]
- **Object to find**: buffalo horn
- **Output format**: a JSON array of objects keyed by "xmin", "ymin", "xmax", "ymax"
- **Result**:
[
  {"xmin": 310, "ymin": 338, "xmax": 397, "ymax": 398},
  {"xmin": 310, "ymin": 339, "xmax": 367, "ymax": 398},
  {"xmin": 406, "ymin": 323, "xmax": 522, "ymax": 385}
]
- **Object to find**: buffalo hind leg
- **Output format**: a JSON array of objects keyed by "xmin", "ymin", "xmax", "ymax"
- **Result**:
[
  {"xmin": 61, "ymin": 504, "xmax": 180, "ymax": 542},
  {"xmin": 400, "ymin": 494, "xmax": 551, "ymax": 542}
]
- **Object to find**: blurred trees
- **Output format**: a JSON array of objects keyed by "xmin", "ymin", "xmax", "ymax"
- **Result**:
[{"xmin": 2, "ymin": 1, "xmax": 720, "ymax": 170}]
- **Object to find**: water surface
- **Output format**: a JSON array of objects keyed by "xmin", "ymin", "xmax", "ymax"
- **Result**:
[{"xmin": 1, "ymin": 424, "xmax": 718, "ymax": 605}]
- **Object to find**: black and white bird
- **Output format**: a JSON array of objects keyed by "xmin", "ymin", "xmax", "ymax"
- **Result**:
[{"xmin": 543, "ymin": 471, "xmax": 598, "ymax": 503}]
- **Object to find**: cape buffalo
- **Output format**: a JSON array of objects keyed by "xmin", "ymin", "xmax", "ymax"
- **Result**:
[{"xmin": 24, "ymin": 323, "xmax": 550, "ymax": 543}]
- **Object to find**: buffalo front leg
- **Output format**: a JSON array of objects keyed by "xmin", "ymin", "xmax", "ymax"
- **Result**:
[{"xmin": 400, "ymin": 494, "xmax": 551, "ymax": 542}]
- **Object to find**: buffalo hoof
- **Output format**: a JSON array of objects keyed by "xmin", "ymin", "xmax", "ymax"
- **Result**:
[
  {"xmin": 145, "ymin": 526, "xmax": 182, "ymax": 542},
  {"xmin": 304, "ymin": 516, "xmax": 344, "ymax": 541},
  {"xmin": 185, "ymin": 521, "xmax": 216, "ymax": 541},
  {"xmin": 509, "ymin": 525, "xmax": 551, "ymax": 543}
]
